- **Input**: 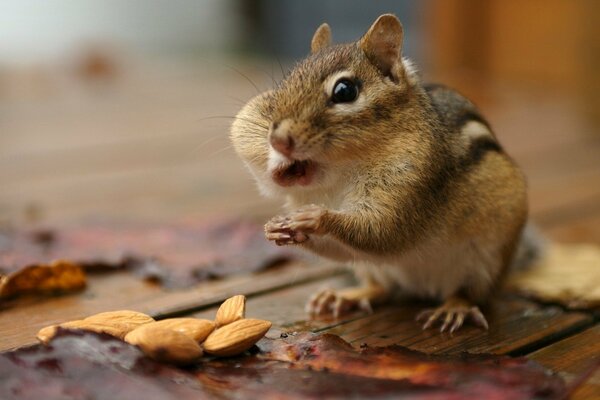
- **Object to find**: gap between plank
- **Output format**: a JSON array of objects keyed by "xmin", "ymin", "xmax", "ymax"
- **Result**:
[
  {"xmin": 152, "ymin": 265, "xmax": 347, "ymax": 320},
  {"xmin": 509, "ymin": 319, "xmax": 596, "ymax": 357}
]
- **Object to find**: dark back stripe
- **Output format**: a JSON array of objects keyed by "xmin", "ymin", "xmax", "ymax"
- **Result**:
[{"xmin": 464, "ymin": 136, "xmax": 503, "ymax": 168}]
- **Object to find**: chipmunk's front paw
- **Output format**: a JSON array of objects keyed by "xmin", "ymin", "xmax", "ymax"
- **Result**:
[
  {"xmin": 416, "ymin": 297, "xmax": 489, "ymax": 333},
  {"xmin": 264, "ymin": 204, "xmax": 327, "ymax": 246}
]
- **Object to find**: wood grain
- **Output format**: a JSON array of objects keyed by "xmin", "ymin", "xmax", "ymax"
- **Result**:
[
  {"xmin": 192, "ymin": 274, "xmax": 361, "ymax": 337},
  {"xmin": 529, "ymin": 325, "xmax": 600, "ymax": 400},
  {"xmin": 194, "ymin": 274, "xmax": 594, "ymax": 356}
]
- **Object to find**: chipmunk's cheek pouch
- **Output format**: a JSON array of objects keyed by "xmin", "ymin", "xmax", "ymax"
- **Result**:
[{"xmin": 272, "ymin": 160, "xmax": 317, "ymax": 187}]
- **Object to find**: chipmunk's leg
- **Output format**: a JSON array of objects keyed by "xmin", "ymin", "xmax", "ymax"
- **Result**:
[
  {"xmin": 416, "ymin": 295, "xmax": 488, "ymax": 333},
  {"xmin": 305, "ymin": 283, "xmax": 389, "ymax": 318}
]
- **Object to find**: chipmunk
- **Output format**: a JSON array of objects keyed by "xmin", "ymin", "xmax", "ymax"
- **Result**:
[{"xmin": 230, "ymin": 14, "xmax": 528, "ymax": 332}]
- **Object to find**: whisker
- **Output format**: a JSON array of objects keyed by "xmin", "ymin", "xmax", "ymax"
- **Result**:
[
  {"xmin": 224, "ymin": 64, "xmax": 262, "ymax": 94},
  {"xmin": 189, "ymin": 133, "xmax": 225, "ymax": 155},
  {"xmin": 204, "ymin": 144, "xmax": 233, "ymax": 159},
  {"xmin": 197, "ymin": 115, "xmax": 269, "ymax": 131},
  {"xmin": 276, "ymin": 56, "xmax": 286, "ymax": 79},
  {"xmin": 269, "ymin": 62, "xmax": 276, "ymax": 88},
  {"xmin": 225, "ymin": 94, "xmax": 249, "ymax": 106}
]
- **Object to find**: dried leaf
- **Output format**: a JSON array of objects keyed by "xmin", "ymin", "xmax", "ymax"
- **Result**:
[
  {"xmin": 0, "ymin": 219, "xmax": 298, "ymax": 301},
  {"xmin": 0, "ymin": 260, "xmax": 86, "ymax": 299},
  {"xmin": 0, "ymin": 330, "xmax": 567, "ymax": 400},
  {"xmin": 508, "ymin": 243, "xmax": 600, "ymax": 309}
]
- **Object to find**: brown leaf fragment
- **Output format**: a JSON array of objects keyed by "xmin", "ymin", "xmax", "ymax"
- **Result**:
[{"xmin": 0, "ymin": 260, "xmax": 86, "ymax": 300}]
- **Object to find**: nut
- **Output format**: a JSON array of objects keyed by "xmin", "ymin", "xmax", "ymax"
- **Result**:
[
  {"xmin": 36, "ymin": 310, "xmax": 154, "ymax": 344},
  {"xmin": 62, "ymin": 320, "xmax": 131, "ymax": 338},
  {"xmin": 36, "ymin": 325, "xmax": 60, "ymax": 344},
  {"xmin": 203, "ymin": 318, "xmax": 271, "ymax": 357},
  {"xmin": 37, "ymin": 319, "xmax": 130, "ymax": 344},
  {"xmin": 142, "ymin": 318, "xmax": 214, "ymax": 342},
  {"xmin": 125, "ymin": 324, "xmax": 203, "ymax": 365},
  {"xmin": 215, "ymin": 295, "xmax": 246, "ymax": 327},
  {"xmin": 84, "ymin": 310, "xmax": 154, "ymax": 332}
]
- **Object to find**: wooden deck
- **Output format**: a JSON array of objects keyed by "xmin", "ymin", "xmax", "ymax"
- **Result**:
[{"xmin": 0, "ymin": 60, "xmax": 599, "ymax": 398}]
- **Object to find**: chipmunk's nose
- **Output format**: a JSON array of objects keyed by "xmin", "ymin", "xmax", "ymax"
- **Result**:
[{"xmin": 269, "ymin": 121, "xmax": 295, "ymax": 157}]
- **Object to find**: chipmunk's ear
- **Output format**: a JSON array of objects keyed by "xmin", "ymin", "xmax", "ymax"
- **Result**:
[
  {"xmin": 359, "ymin": 14, "xmax": 404, "ymax": 80},
  {"xmin": 311, "ymin": 23, "xmax": 332, "ymax": 53}
]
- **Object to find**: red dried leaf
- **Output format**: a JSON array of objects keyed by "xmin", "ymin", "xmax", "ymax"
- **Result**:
[
  {"xmin": 0, "ymin": 330, "xmax": 566, "ymax": 400},
  {"xmin": 1, "ymin": 330, "xmax": 206, "ymax": 400},
  {"xmin": 253, "ymin": 332, "xmax": 567, "ymax": 398}
]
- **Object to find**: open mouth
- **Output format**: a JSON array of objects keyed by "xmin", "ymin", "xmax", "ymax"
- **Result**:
[{"xmin": 272, "ymin": 160, "xmax": 317, "ymax": 187}]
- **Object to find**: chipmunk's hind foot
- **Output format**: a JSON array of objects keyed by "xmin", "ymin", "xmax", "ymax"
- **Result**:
[
  {"xmin": 305, "ymin": 285, "xmax": 388, "ymax": 319},
  {"xmin": 416, "ymin": 296, "xmax": 489, "ymax": 333}
]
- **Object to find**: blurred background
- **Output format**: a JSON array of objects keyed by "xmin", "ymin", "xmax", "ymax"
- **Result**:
[{"xmin": 1, "ymin": 0, "xmax": 599, "ymax": 242}]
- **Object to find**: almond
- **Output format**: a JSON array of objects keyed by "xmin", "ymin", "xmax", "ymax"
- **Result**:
[
  {"xmin": 215, "ymin": 295, "xmax": 246, "ymax": 327},
  {"xmin": 36, "ymin": 325, "xmax": 59, "ymax": 344},
  {"xmin": 125, "ymin": 324, "xmax": 203, "ymax": 365},
  {"xmin": 62, "ymin": 319, "xmax": 131, "ymax": 338},
  {"xmin": 203, "ymin": 318, "xmax": 271, "ymax": 357},
  {"xmin": 141, "ymin": 318, "xmax": 214, "ymax": 342},
  {"xmin": 84, "ymin": 310, "xmax": 154, "ymax": 332},
  {"xmin": 37, "ymin": 319, "xmax": 131, "ymax": 344}
]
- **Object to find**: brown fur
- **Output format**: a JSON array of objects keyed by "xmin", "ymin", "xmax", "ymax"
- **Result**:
[{"xmin": 230, "ymin": 14, "xmax": 527, "ymax": 317}]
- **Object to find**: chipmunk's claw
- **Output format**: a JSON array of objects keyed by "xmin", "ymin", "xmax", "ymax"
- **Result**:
[
  {"xmin": 305, "ymin": 289, "xmax": 372, "ymax": 318},
  {"xmin": 265, "ymin": 205, "xmax": 326, "ymax": 246},
  {"xmin": 416, "ymin": 299, "xmax": 488, "ymax": 333},
  {"xmin": 264, "ymin": 229, "xmax": 308, "ymax": 245}
]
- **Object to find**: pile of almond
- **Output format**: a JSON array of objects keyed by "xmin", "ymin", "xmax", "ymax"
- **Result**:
[{"xmin": 37, "ymin": 295, "xmax": 271, "ymax": 365}]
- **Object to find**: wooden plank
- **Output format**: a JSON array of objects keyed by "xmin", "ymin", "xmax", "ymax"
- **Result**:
[
  {"xmin": 0, "ymin": 63, "xmax": 269, "ymax": 157},
  {"xmin": 528, "ymin": 325, "xmax": 600, "ymax": 400},
  {"xmin": 0, "ymin": 262, "xmax": 343, "ymax": 352},
  {"xmin": 545, "ymin": 209, "xmax": 600, "ymax": 244},
  {"xmin": 193, "ymin": 274, "xmax": 594, "ymax": 356},
  {"xmin": 192, "ymin": 274, "xmax": 360, "ymax": 337},
  {"xmin": 0, "ymin": 150, "xmax": 276, "ymax": 224},
  {"xmin": 325, "ymin": 296, "xmax": 592, "ymax": 356},
  {"xmin": 530, "ymin": 169, "xmax": 600, "ymax": 223},
  {"xmin": 0, "ymin": 127, "xmax": 232, "ymax": 185}
]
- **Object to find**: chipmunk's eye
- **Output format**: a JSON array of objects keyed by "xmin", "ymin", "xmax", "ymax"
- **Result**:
[{"xmin": 331, "ymin": 78, "xmax": 358, "ymax": 103}]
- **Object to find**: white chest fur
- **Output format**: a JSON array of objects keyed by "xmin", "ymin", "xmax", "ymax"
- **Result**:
[{"xmin": 306, "ymin": 232, "xmax": 502, "ymax": 302}]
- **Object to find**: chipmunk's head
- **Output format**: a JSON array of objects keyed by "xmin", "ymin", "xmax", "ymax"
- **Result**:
[{"xmin": 231, "ymin": 14, "xmax": 420, "ymax": 197}]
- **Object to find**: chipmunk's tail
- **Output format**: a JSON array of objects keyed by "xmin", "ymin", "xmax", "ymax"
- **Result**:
[{"xmin": 511, "ymin": 222, "xmax": 548, "ymax": 270}]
